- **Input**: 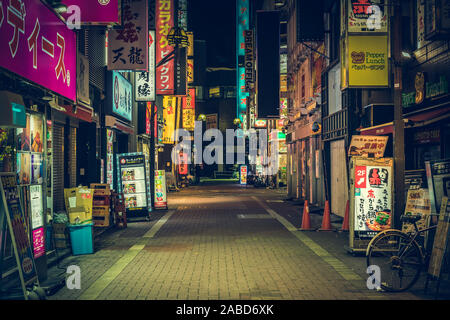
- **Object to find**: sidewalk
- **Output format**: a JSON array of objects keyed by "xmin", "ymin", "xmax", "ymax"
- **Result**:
[{"xmin": 259, "ymin": 190, "xmax": 450, "ymax": 299}]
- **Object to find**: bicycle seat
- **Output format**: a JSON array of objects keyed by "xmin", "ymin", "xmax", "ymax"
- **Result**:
[{"xmin": 400, "ymin": 214, "xmax": 422, "ymax": 224}]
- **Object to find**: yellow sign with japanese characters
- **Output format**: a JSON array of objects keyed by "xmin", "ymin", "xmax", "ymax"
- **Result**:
[
  {"xmin": 347, "ymin": 35, "xmax": 389, "ymax": 87},
  {"xmin": 162, "ymin": 96, "xmax": 177, "ymax": 144}
]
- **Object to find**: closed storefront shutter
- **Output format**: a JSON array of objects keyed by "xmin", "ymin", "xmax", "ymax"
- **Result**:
[
  {"xmin": 330, "ymin": 139, "xmax": 349, "ymax": 217},
  {"xmin": 69, "ymin": 127, "xmax": 77, "ymax": 188},
  {"xmin": 53, "ymin": 124, "xmax": 64, "ymax": 212}
]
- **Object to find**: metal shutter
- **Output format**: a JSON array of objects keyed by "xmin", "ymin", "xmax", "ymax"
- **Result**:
[
  {"xmin": 87, "ymin": 30, "xmax": 106, "ymax": 90},
  {"xmin": 69, "ymin": 127, "xmax": 77, "ymax": 188},
  {"xmin": 53, "ymin": 124, "xmax": 65, "ymax": 212}
]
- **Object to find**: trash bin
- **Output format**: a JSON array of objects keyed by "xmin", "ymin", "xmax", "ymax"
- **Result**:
[{"xmin": 68, "ymin": 223, "xmax": 94, "ymax": 255}]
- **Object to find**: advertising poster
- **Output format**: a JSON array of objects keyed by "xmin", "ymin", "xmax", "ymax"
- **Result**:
[
  {"xmin": 428, "ymin": 197, "xmax": 450, "ymax": 279},
  {"xmin": 135, "ymin": 31, "xmax": 156, "ymax": 102},
  {"xmin": 30, "ymin": 184, "xmax": 43, "ymax": 229},
  {"xmin": 154, "ymin": 170, "xmax": 167, "ymax": 209},
  {"xmin": 156, "ymin": 0, "xmax": 175, "ymax": 95},
  {"xmin": 17, "ymin": 152, "xmax": 31, "ymax": 185},
  {"xmin": 402, "ymin": 188, "xmax": 432, "ymax": 234},
  {"xmin": 32, "ymin": 227, "xmax": 45, "ymax": 259},
  {"xmin": 30, "ymin": 115, "xmax": 43, "ymax": 153},
  {"xmin": 240, "ymin": 165, "xmax": 248, "ymax": 185},
  {"xmin": 111, "ymin": 71, "xmax": 133, "ymax": 121},
  {"xmin": 0, "ymin": 0, "xmax": 77, "ymax": 102},
  {"xmin": 0, "ymin": 174, "xmax": 38, "ymax": 286},
  {"xmin": 162, "ymin": 96, "xmax": 177, "ymax": 144},
  {"xmin": 206, "ymin": 114, "xmax": 218, "ymax": 130},
  {"xmin": 347, "ymin": 0, "xmax": 388, "ymax": 33},
  {"xmin": 117, "ymin": 153, "xmax": 151, "ymax": 217},
  {"xmin": 107, "ymin": 0, "xmax": 149, "ymax": 71},
  {"xmin": 31, "ymin": 153, "xmax": 43, "ymax": 184},
  {"xmin": 347, "ymin": 35, "xmax": 389, "ymax": 87},
  {"xmin": 353, "ymin": 161, "xmax": 392, "ymax": 239},
  {"xmin": 16, "ymin": 114, "xmax": 30, "ymax": 152}
]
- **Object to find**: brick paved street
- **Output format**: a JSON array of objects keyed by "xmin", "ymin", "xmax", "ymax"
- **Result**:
[{"xmin": 48, "ymin": 182, "xmax": 446, "ymax": 301}]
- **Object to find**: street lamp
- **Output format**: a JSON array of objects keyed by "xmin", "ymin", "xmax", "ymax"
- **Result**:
[{"xmin": 198, "ymin": 114, "xmax": 206, "ymax": 121}]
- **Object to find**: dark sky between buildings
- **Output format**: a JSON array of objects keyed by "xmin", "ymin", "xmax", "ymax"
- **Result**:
[{"xmin": 189, "ymin": 0, "xmax": 236, "ymax": 68}]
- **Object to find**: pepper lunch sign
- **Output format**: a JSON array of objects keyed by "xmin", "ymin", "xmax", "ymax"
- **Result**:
[{"xmin": 111, "ymin": 71, "xmax": 133, "ymax": 121}]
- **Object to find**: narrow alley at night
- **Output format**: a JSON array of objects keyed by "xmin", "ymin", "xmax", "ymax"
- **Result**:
[{"xmin": 0, "ymin": 0, "xmax": 449, "ymax": 314}]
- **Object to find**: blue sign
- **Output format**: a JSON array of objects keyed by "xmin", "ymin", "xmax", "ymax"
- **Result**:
[{"xmin": 112, "ymin": 71, "xmax": 133, "ymax": 121}]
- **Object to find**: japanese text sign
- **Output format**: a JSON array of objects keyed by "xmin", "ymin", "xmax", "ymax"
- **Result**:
[
  {"xmin": 162, "ymin": 96, "xmax": 176, "ymax": 144},
  {"xmin": 236, "ymin": 0, "xmax": 249, "ymax": 127},
  {"xmin": 156, "ymin": 0, "xmax": 175, "ymax": 95},
  {"xmin": 182, "ymin": 88, "xmax": 195, "ymax": 131},
  {"xmin": 107, "ymin": 0, "xmax": 148, "ymax": 71},
  {"xmin": 0, "ymin": 0, "xmax": 77, "ymax": 101},
  {"xmin": 154, "ymin": 170, "xmax": 167, "ymax": 209},
  {"xmin": 111, "ymin": 71, "xmax": 133, "ymax": 121},
  {"xmin": 354, "ymin": 163, "xmax": 392, "ymax": 238},
  {"xmin": 347, "ymin": 35, "xmax": 389, "ymax": 87},
  {"xmin": 347, "ymin": 0, "xmax": 389, "ymax": 33},
  {"xmin": 348, "ymin": 135, "xmax": 388, "ymax": 158},
  {"xmin": 60, "ymin": 0, "xmax": 120, "ymax": 25},
  {"xmin": 135, "ymin": 30, "xmax": 156, "ymax": 101}
]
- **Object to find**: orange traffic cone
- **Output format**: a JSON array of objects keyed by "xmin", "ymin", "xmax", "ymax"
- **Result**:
[
  {"xmin": 318, "ymin": 200, "xmax": 333, "ymax": 231},
  {"xmin": 341, "ymin": 200, "xmax": 350, "ymax": 232},
  {"xmin": 299, "ymin": 200, "xmax": 314, "ymax": 231}
]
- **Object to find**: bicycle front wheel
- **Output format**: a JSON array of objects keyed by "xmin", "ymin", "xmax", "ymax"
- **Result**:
[{"xmin": 366, "ymin": 230, "xmax": 423, "ymax": 292}]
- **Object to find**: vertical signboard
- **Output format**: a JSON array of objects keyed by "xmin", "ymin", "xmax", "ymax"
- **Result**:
[
  {"xmin": 0, "ymin": 0, "xmax": 77, "ymax": 101},
  {"xmin": 30, "ymin": 184, "xmax": 44, "ymax": 258},
  {"xmin": 156, "ymin": 0, "xmax": 175, "ymax": 95},
  {"xmin": 0, "ymin": 173, "xmax": 38, "ymax": 296},
  {"xmin": 349, "ymin": 157, "xmax": 393, "ymax": 251},
  {"xmin": 154, "ymin": 170, "xmax": 168, "ymax": 209},
  {"xmin": 109, "ymin": 71, "xmax": 133, "ymax": 121},
  {"xmin": 107, "ymin": 0, "xmax": 149, "ymax": 71},
  {"xmin": 117, "ymin": 153, "xmax": 151, "ymax": 218},
  {"xmin": 106, "ymin": 129, "xmax": 115, "ymax": 189},
  {"xmin": 174, "ymin": 47, "xmax": 187, "ymax": 96},
  {"xmin": 135, "ymin": 31, "xmax": 156, "ymax": 102},
  {"xmin": 162, "ymin": 96, "xmax": 177, "ymax": 144},
  {"xmin": 182, "ymin": 88, "xmax": 196, "ymax": 131},
  {"xmin": 244, "ymin": 30, "xmax": 254, "ymax": 92},
  {"xmin": 237, "ymin": 0, "xmax": 249, "ymax": 128},
  {"xmin": 428, "ymin": 196, "xmax": 450, "ymax": 279},
  {"xmin": 240, "ymin": 165, "xmax": 248, "ymax": 185}
]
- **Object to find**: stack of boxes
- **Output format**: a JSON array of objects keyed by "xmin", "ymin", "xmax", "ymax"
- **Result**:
[{"xmin": 91, "ymin": 184, "xmax": 111, "ymax": 227}]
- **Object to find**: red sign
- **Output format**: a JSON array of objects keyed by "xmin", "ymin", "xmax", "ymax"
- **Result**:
[
  {"xmin": 182, "ymin": 88, "xmax": 196, "ymax": 109},
  {"xmin": 32, "ymin": 227, "xmax": 45, "ymax": 258},
  {"xmin": 156, "ymin": 0, "xmax": 174, "ymax": 95},
  {"xmin": 355, "ymin": 166, "xmax": 367, "ymax": 189},
  {"xmin": 177, "ymin": 152, "xmax": 188, "ymax": 175}
]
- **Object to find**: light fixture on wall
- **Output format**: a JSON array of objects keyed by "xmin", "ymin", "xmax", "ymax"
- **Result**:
[{"xmin": 49, "ymin": 0, "xmax": 68, "ymax": 14}]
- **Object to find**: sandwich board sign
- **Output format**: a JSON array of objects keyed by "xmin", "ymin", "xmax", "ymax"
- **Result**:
[{"xmin": 0, "ymin": 173, "xmax": 39, "ymax": 299}]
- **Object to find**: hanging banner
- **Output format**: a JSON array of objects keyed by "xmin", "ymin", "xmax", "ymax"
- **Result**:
[
  {"xmin": 60, "ymin": 0, "xmax": 121, "ymax": 26},
  {"xmin": 156, "ymin": 0, "xmax": 175, "ymax": 95},
  {"xmin": 107, "ymin": 0, "xmax": 149, "ymax": 71},
  {"xmin": 135, "ymin": 31, "xmax": 156, "ymax": 102},
  {"xmin": 174, "ymin": 47, "xmax": 187, "ymax": 96},
  {"xmin": 187, "ymin": 59, "xmax": 194, "ymax": 84},
  {"xmin": 0, "ymin": 173, "xmax": 38, "ymax": 287},
  {"xmin": 154, "ymin": 170, "xmax": 168, "ymax": 209},
  {"xmin": 347, "ymin": 0, "xmax": 389, "ymax": 33},
  {"xmin": 349, "ymin": 157, "xmax": 393, "ymax": 251},
  {"xmin": 236, "ymin": 0, "xmax": 249, "ymax": 128},
  {"xmin": 162, "ymin": 96, "xmax": 177, "ymax": 144},
  {"xmin": 240, "ymin": 165, "xmax": 248, "ymax": 185},
  {"xmin": 116, "ymin": 153, "xmax": 152, "ymax": 218},
  {"xmin": 0, "ymin": 0, "xmax": 77, "ymax": 101},
  {"xmin": 244, "ymin": 30, "xmax": 254, "ymax": 92},
  {"xmin": 347, "ymin": 35, "xmax": 389, "ymax": 87},
  {"xmin": 182, "ymin": 88, "xmax": 196, "ymax": 131}
]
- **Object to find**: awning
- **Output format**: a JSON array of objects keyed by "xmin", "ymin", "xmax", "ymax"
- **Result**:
[
  {"xmin": 105, "ymin": 115, "xmax": 134, "ymax": 135},
  {"xmin": 360, "ymin": 122, "xmax": 393, "ymax": 136},
  {"xmin": 62, "ymin": 105, "xmax": 94, "ymax": 123},
  {"xmin": 406, "ymin": 105, "xmax": 450, "ymax": 127}
]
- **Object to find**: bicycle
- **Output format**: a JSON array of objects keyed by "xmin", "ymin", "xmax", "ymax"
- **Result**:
[{"xmin": 366, "ymin": 213, "xmax": 437, "ymax": 292}]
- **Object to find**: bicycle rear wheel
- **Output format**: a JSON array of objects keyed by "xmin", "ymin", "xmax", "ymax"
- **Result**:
[{"xmin": 366, "ymin": 230, "xmax": 423, "ymax": 292}]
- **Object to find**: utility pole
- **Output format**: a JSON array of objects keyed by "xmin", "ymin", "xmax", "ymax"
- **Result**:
[{"xmin": 392, "ymin": 1, "xmax": 405, "ymax": 229}]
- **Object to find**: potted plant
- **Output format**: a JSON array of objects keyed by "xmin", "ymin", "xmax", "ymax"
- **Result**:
[{"xmin": 0, "ymin": 128, "xmax": 15, "ymax": 172}]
